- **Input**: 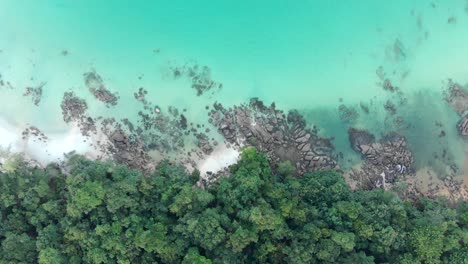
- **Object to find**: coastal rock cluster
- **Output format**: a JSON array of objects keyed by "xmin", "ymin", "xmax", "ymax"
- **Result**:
[
  {"xmin": 444, "ymin": 81, "xmax": 468, "ymax": 115},
  {"xmin": 348, "ymin": 128, "xmax": 413, "ymax": 189},
  {"xmin": 60, "ymin": 92, "xmax": 88, "ymax": 123},
  {"xmin": 21, "ymin": 126, "xmax": 48, "ymax": 143},
  {"xmin": 60, "ymin": 92, "xmax": 155, "ymax": 172},
  {"xmin": 60, "ymin": 91, "xmax": 97, "ymax": 137},
  {"xmin": 107, "ymin": 129, "xmax": 154, "ymax": 173},
  {"xmin": 59, "ymin": 85, "xmax": 218, "ymax": 173},
  {"xmin": 84, "ymin": 71, "xmax": 119, "ymax": 106},
  {"xmin": 23, "ymin": 82, "xmax": 45, "ymax": 106},
  {"xmin": 444, "ymin": 80, "xmax": 468, "ymax": 137},
  {"xmin": 130, "ymin": 87, "xmax": 190, "ymax": 154},
  {"xmin": 169, "ymin": 61, "xmax": 223, "ymax": 96},
  {"xmin": 208, "ymin": 98, "xmax": 337, "ymax": 174}
]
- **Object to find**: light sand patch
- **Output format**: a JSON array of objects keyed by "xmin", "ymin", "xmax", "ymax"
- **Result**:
[{"xmin": 195, "ymin": 143, "xmax": 240, "ymax": 176}]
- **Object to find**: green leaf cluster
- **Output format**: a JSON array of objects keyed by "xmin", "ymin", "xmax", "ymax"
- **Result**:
[{"xmin": 0, "ymin": 148, "xmax": 466, "ymax": 263}]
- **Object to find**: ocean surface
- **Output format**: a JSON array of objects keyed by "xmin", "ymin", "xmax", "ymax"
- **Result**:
[{"xmin": 0, "ymin": 1, "xmax": 467, "ymax": 189}]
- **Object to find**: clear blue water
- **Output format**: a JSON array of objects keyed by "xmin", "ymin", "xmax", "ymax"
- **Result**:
[{"xmin": 0, "ymin": 0, "xmax": 467, "ymax": 182}]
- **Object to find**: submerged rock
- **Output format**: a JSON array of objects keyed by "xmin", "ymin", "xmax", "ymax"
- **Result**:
[
  {"xmin": 444, "ymin": 81, "xmax": 468, "ymax": 138},
  {"xmin": 84, "ymin": 71, "xmax": 119, "ymax": 106},
  {"xmin": 168, "ymin": 61, "xmax": 223, "ymax": 96},
  {"xmin": 23, "ymin": 82, "xmax": 45, "ymax": 106},
  {"xmin": 338, "ymin": 104, "xmax": 359, "ymax": 123},
  {"xmin": 61, "ymin": 92, "xmax": 88, "ymax": 123}
]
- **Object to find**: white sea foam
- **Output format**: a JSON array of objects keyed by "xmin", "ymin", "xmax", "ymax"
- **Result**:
[
  {"xmin": 195, "ymin": 143, "xmax": 240, "ymax": 176},
  {"xmin": 0, "ymin": 117, "xmax": 109, "ymax": 166},
  {"xmin": 1, "ymin": 115, "xmax": 237, "ymax": 175}
]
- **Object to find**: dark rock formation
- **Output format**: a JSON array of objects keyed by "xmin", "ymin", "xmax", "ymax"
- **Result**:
[
  {"xmin": 383, "ymin": 79, "xmax": 397, "ymax": 92},
  {"xmin": 22, "ymin": 126, "xmax": 48, "ymax": 142},
  {"xmin": 208, "ymin": 98, "xmax": 337, "ymax": 174},
  {"xmin": 169, "ymin": 61, "xmax": 222, "ymax": 96},
  {"xmin": 348, "ymin": 128, "xmax": 375, "ymax": 152},
  {"xmin": 84, "ymin": 71, "xmax": 119, "ymax": 106},
  {"xmin": 384, "ymin": 100, "xmax": 397, "ymax": 115},
  {"xmin": 107, "ymin": 129, "xmax": 153, "ymax": 173},
  {"xmin": 60, "ymin": 92, "xmax": 96, "ymax": 137},
  {"xmin": 457, "ymin": 115, "xmax": 468, "ymax": 136},
  {"xmin": 443, "ymin": 81, "xmax": 468, "ymax": 138},
  {"xmin": 360, "ymin": 102, "xmax": 370, "ymax": 114},
  {"xmin": 443, "ymin": 80, "xmax": 468, "ymax": 116},
  {"xmin": 134, "ymin": 87, "xmax": 148, "ymax": 103},
  {"xmin": 338, "ymin": 104, "xmax": 359, "ymax": 123},
  {"xmin": 195, "ymin": 133, "xmax": 213, "ymax": 155},
  {"xmin": 348, "ymin": 128, "xmax": 413, "ymax": 189},
  {"xmin": 61, "ymin": 92, "xmax": 88, "ymax": 123},
  {"xmin": 23, "ymin": 82, "xmax": 45, "ymax": 106}
]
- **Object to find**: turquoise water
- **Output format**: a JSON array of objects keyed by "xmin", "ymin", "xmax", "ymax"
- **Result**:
[{"xmin": 0, "ymin": 1, "xmax": 467, "ymax": 178}]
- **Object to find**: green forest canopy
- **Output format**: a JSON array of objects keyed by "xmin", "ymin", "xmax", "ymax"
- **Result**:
[{"xmin": 0, "ymin": 147, "xmax": 467, "ymax": 263}]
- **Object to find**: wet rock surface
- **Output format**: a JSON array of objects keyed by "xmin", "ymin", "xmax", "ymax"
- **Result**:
[
  {"xmin": 84, "ymin": 71, "xmax": 119, "ymax": 106},
  {"xmin": 348, "ymin": 128, "xmax": 413, "ymax": 189},
  {"xmin": 208, "ymin": 98, "xmax": 337, "ymax": 174}
]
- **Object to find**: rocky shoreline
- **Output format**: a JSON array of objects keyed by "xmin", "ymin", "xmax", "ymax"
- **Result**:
[
  {"xmin": 0, "ymin": 67, "xmax": 467, "ymax": 201},
  {"xmin": 208, "ymin": 98, "xmax": 337, "ymax": 175},
  {"xmin": 347, "ymin": 128, "xmax": 413, "ymax": 189}
]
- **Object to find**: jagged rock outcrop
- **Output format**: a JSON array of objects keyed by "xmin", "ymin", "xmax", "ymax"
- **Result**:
[
  {"xmin": 348, "ymin": 128, "xmax": 413, "ymax": 189},
  {"xmin": 208, "ymin": 98, "xmax": 337, "ymax": 174},
  {"xmin": 108, "ymin": 129, "xmax": 154, "ymax": 173},
  {"xmin": 84, "ymin": 71, "xmax": 119, "ymax": 106},
  {"xmin": 348, "ymin": 128, "xmax": 375, "ymax": 152}
]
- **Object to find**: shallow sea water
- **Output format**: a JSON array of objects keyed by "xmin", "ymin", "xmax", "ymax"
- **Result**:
[{"xmin": 0, "ymin": 1, "xmax": 467, "ymax": 188}]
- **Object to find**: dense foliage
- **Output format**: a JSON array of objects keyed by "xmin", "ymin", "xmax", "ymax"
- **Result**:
[{"xmin": 0, "ymin": 147, "xmax": 467, "ymax": 263}]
